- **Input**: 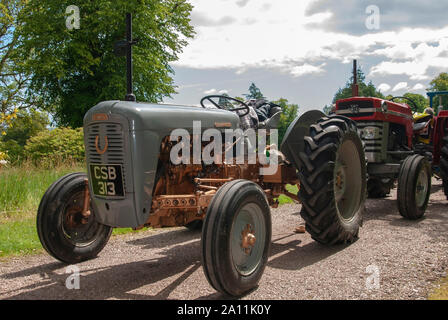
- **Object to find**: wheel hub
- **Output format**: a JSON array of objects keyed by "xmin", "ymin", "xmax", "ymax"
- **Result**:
[
  {"xmin": 333, "ymin": 139, "xmax": 363, "ymax": 221},
  {"xmin": 334, "ymin": 164, "xmax": 347, "ymax": 202},
  {"xmin": 231, "ymin": 203, "xmax": 266, "ymax": 276},
  {"xmin": 61, "ymin": 190, "xmax": 101, "ymax": 247},
  {"xmin": 415, "ymin": 169, "xmax": 429, "ymax": 207},
  {"xmin": 241, "ymin": 224, "xmax": 256, "ymax": 254}
]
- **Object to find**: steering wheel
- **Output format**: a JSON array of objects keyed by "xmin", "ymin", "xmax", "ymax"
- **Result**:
[
  {"xmin": 200, "ymin": 95, "xmax": 250, "ymax": 117},
  {"xmin": 389, "ymin": 96, "xmax": 419, "ymax": 112}
]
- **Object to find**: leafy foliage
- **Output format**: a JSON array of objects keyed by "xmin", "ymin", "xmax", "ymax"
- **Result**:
[
  {"xmin": 0, "ymin": 142, "xmax": 7, "ymax": 162},
  {"xmin": 2, "ymin": 110, "xmax": 49, "ymax": 146},
  {"xmin": 1, "ymin": 110, "xmax": 49, "ymax": 163},
  {"xmin": 385, "ymin": 93, "xmax": 429, "ymax": 113},
  {"xmin": 332, "ymin": 67, "xmax": 384, "ymax": 103},
  {"xmin": 240, "ymin": 84, "xmax": 298, "ymax": 144},
  {"xmin": 272, "ymin": 98, "xmax": 298, "ymax": 144},
  {"xmin": 0, "ymin": 1, "xmax": 39, "ymax": 135},
  {"xmin": 428, "ymin": 73, "xmax": 448, "ymax": 112},
  {"xmin": 17, "ymin": 0, "xmax": 195, "ymax": 127},
  {"xmin": 323, "ymin": 104, "xmax": 334, "ymax": 115},
  {"xmin": 243, "ymin": 83, "xmax": 265, "ymax": 100},
  {"xmin": 24, "ymin": 128, "xmax": 85, "ymax": 164}
]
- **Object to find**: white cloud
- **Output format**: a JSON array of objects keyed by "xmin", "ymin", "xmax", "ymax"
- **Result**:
[
  {"xmin": 378, "ymin": 83, "xmax": 391, "ymax": 92},
  {"xmin": 218, "ymin": 89, "xmax": 229, "ymax": 94},
  {"xmin": 236, "ymin": 0, "xmax": 250, "ymax": 7},
  {"xmin": 412, "ymin": 83, "xmax": 426, "ymax": 91},
  {"xmin": 204, "ymin": 88, "xmax": 217, "ymax": 95},
  {"xmin": 174, "ymin": 1, "xmax": 448, "ymax": 94},
  {"xmin": 392, "ymin": 82, "xmax": 409, "ymax": 92},
  {"xmin": 290, "ymin": 63, "xmax": 326, "ymax": 77}
]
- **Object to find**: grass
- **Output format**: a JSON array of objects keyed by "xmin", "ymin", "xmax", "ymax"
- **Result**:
[
  {"xmin": 277, "ymin": 184, "xmax": 299, "ymax": 205},
  {"xmin": 428, "ymin": 276, "xmax": 448, "ymax": 300},
  {"xmin": 0, "ymin": 162, "xmax": 86, "ymax": 258}
]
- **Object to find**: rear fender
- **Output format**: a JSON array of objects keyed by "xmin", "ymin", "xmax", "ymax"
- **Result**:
[{"xmin": 280, "ymin": 110, "xmax": 325, "ymax": 171}]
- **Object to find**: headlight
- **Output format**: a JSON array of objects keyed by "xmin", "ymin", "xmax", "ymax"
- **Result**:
[{"xmin": 362, "ymin": 126, "xmax": 380, "ymax": 140}]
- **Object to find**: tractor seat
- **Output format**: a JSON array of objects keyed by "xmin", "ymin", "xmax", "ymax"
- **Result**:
[
  {"xmin": 413, "ymin": 122, "xmax": 428, "ymax": 132},
  {"xmin": 258, "ymin": 111, "xmax": 281, "ymax": 130}
]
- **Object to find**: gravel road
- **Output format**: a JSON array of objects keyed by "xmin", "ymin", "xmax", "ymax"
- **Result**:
[{"xmin": 1, "ymin": 179, "xmax": 448, "ymax": 300}]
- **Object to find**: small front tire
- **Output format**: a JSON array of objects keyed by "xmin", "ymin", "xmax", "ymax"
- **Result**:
[
  {"xmin": 397, "ymin": 155, "xmax": 431, "ymax": 220},
  {"xmin": 37, "ymin": 172, "xmax": 112, "ymax": 264},
  {"xmin": 201, "ymin": 180, "xmax": 271, "ymax": 297}
]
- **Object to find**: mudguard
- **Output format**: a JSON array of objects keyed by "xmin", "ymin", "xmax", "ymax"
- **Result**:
[{"xmin": 280, "ymin": 110, "xmax": 325, "ymax": 171}]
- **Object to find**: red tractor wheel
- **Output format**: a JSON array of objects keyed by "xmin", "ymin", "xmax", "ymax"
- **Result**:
[{"xmin": 441, "ymin": 128, "xmax": 448, "ymax": 199}]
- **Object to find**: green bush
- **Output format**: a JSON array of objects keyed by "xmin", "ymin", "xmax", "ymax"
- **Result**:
[
  {"xmin": 24, "ymin": 128, "xmax": 85, "ymax": 165},
  {"xmin": 0, "ymin": 141, "xmax": 7, "ymax": 162},
  {"xmin": 2, "ymin": 140, "xmax": 24, "ymax": 163}
]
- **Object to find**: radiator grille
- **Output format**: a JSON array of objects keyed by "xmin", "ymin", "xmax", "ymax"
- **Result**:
[
  {"xmin": 337, "ymin": 100, "xmax": 375, "ymax": 118},
  {"xmin": 86, "ymin": 123, "xmax": 128, "ymax": 190},
  {"xmin": 356, "ymin": 121, "xmax": 386, "ymax": 162}
]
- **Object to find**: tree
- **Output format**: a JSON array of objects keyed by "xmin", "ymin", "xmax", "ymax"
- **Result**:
[
  {"xmin": 428, "ymin": 73, "xmax": 448, "ymax": 112},
  {"xmin": 272, "ymin": 98, "xmax": 298, "ymax": 144},
  {"xmin": 243, "ymin": 83, "xmax": 265, "ymax": 100},
  {"xmin": 17, "ymin": 0, "xmax": 195, "ymax": 127},
  {"xmin": 389, "ymin": 93, "xmax": 429, "ymax": 113},
  {"xmin": 1, "ymin": 109, "xmax": 49, "ymax": 162},
  {"xmin": 0, "ymin": 0, "xmax": 40, "ymax": 135},
  {"xmin": 332, "ymin": 66, "xmax": 384, "ymax": 104},
  {"xmin": 323, "ymin": 104, "xmax": 334, "ymax": 115},
  {"xmin": 2, "ymin": 109, "xmax": 49, "ymax": 146}
]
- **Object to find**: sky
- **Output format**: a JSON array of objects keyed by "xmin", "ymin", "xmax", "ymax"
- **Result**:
[{"xmin": 164, "ymin": 0, "xmax": 448, "ymax": 113}]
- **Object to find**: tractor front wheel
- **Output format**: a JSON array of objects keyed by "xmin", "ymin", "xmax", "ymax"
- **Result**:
[
  {"xmin": 298, "ymin": 115, "xmax": 367, "ymax": 245},
  {"xmin": 397, "ymin": 155, "xmax": 431, "ymax": 220},
  {"xmin": 201, "ymin": 180, "xmax": 271, "ymax": 297},
  {"xmin": 37, "ymin": 173, "xmax": 112, "ymax": 264}
]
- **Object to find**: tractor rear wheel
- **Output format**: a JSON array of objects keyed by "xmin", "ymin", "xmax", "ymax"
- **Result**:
[
  {"xmin": 367, "ymin": 178, "xmax": 395, "ymax": 198},
  {"xmin": 37, "ymin": 172, "xmax": 112, "ymax": 264},
  {"xmin": 201, "ymin": 180, "xmax": 271, "ymax": 297},
  {"xmin": 397, "ymin": 155, "xmax": 431, "ymax": 220},
  {"xmin": 298, "ymin": 115, "xmax": 367, "ymax": 245},
  {"xmin": 441, "ymin": 128, "xmax": 448, "ymax": 199}
]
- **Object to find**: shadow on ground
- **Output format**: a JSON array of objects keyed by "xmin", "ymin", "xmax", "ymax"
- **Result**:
[{"xmin": 3, "ymin": 181, "xmax": 447, "ymax": 300}]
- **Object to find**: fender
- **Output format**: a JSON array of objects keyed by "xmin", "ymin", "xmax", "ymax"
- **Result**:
[{"xmin": 280, "ymin": 110, "xmax": 325, "ymax": 171}]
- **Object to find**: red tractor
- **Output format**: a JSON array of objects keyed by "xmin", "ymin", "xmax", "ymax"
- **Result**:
[{"xmin": 334, "ymin": 61, "xmax": 448, "ymax": 220}]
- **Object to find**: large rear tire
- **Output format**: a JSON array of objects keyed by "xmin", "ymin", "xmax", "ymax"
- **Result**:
[
  {"xmin": 298, "ymin": 115, "xmax": 367, "ymax": 245},
  {"xmin": 397, "ymin": 155, "xmax": 431, "ymax": 220},
  {"xmin": 37, "ymin": 172, "xmax": 112, "ymax": 264},
  {"xmin": 441, "ymin": 128, "xmax": 448, "ymax": 199},
  {"xmin": 201, "ymin": 180, "xmax": 271, "ymax": 297}
]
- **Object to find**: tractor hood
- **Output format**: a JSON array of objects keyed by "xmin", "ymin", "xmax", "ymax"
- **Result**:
[{"xmin": 84, "ymin": 100, "xmax": 240, "ymax": 134}]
